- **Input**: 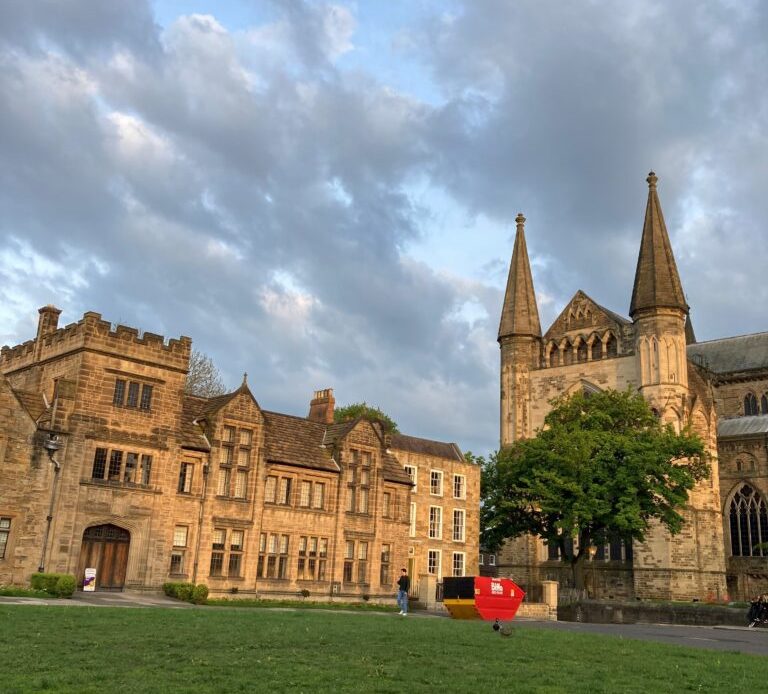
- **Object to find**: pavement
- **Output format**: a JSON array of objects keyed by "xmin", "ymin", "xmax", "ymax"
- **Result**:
[{"xmin": 2, "ymin": 592, "xmax": 767, "ymax": 655}]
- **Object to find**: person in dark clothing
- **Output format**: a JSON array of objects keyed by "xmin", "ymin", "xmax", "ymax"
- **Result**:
[{"xmin": 397, "ymin": 568, "xmax": 410, "ymax": 615}]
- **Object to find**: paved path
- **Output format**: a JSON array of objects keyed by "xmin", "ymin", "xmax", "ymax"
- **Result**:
[
  {"xmin": 514, "ymin": 618, "xmax": 768, "ymax": 657},
  {"xmin": 0, "ymin": 591, "xmax": 192, "ymax": 608}
]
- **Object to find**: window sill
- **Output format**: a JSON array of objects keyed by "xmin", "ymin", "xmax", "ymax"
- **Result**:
[
  {"xmin": 215, "ymin": 496, "xmax": 250, "ymax": 503},
  {"xmin": 209, "ymin": 575, "xmax": 245, "ymax": 581},
  {"xmin": 80, "ymin": 478, "xmax": 159, "ymax": 494},
  {"xmin": 169, "ymin": 573, "xmax": 189, "ymax": 579}
]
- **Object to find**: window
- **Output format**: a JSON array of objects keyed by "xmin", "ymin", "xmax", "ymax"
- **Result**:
[
  {"xmin": 278, "ymin": 477, "xmax": 292, "ymax": 505},
  {"xmin": 112, "ymin": 378, "xmax": 153, "ymax": 411},
  {"xmin": 404, "ymin": 465, "xmax": 417, "ymax": 491},
  {"xmin": 380, "ymin": 544, "xmax": 391, "ymax": 585},
  {"xmin": 113, "ymin": 379, "xmax": 126, "ymax": 406},
  {"xmin": 488, "ymin": 555, "xmax": 496, "ymax": 566},
  {"xmin": 178, "ymin": 462, "xmax": 194, "ymax": 494},
  {"xmin": 428, "ymin": 549, "xmax": 441, "ymax": 577},
  {"xmin": 240, "ymin": 429, "xmax": 252, "ymax": 446},
  {"xmin": 430, "ymin": 470, "xmax": 443, "ymax": 496},
  {"xmin": 479, "ymin": 553, "xmax": 484, "ymax": 566},
  {"xmin": 300, "ymin": 481, "xmax": 311, "ymax": 507},
  {"xmin": 223, "ymin": 425, "xmax": 236, "ymax": 443},
  {"xmin": 429, "ymin": 506, "xmax": 442, "ymax": 539},
  {"xmin": 361, "ymin": 450, "xmax": 372, "ymax": 466},
  {"xmin": 297, "ymin": 535, "xmax": 328, "ymax": 581},
  {"xmin": 210, "ymin": 529, "xmax": 225, "ymax": 576},
  {"xmin": 409, "ymin": 502, "xmax": 416, "ymax": 537},
  {"xmin": 234, "ymin": 470, "xmax": 248, "ymax": 499},
  {"xmin": 357, "ymin": 542, "xmax": 368, "ymax": 583},
  {"xmin": 228, "ymin": 530, "xmax": 244, "ymax": 576},
  {"xmin": 217, "ymin": 467, "xmax": 231, "ymax": 496},
  {"xmin": 170, "ymin": 526, "xmax": 188, "ymax": 574},
  {"xmin": 452, "ymin": 552, "xmax": 465, "ymax": 577},
  {"xmin": 383, "ymin": 492, "xmax": 391, "ymax": 518},
  {"xmin": 312, "ymin": 483, "xmax": 325, "ymax": 510},
  {"xmin": 343, "ymin": 540, "xmax": 355, "ymax": 582},
  {"xmin": 0, "ymin": 518, "xmax": 11, "ymax": 559},
  {"xmin": 453, "ymin": 474, "xmax": 465, "ymax": 499},
  {"xmin": 360, "ymin": 469, "xmax": 370, "ymax": 485},
  {"xmin": 762, "ymin": 395, "xmax": 768, "ymax": 415},
  {"xmin": 265, "ymin": 476, "xmax": 277, "ymax": 503},
  {"xmin": 452, "ymin": 509, "xmax": 465, "ymax": 542},
  {"xmin": 90, "ymin": 447, "xmax": 152, "ymax": 485},
  {"xmin": 730, "ymin": 484, "xmax": 768, "ymax": 556},
  {"xmin": 745, "ymin": 393, "xmax": 759, "ymax": 416},
  {"xmin": 258, "ymin": 533, "xmax": 289, "ymax": 578},
  {"xmin": 359, "ymin": 488, "xmax": 369, "ymax": 513}
]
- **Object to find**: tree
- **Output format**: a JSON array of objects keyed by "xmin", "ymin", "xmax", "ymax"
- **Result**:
[
  {"xmin": 481, "ymin": 389, "xmax": 709, "ymax": 589},
  {"xmin": 185, "ymin": 350, "xmax": 227, "ymax": 397},
  {"xmin": 334, "ymin": 402, "xmax": 399, "ymax": 433}
]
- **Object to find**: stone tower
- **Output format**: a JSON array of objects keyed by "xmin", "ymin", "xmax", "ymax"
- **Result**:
[
  {"xmin": 499, "ymin": 213, "xmax": 542, "ymax": 446},
  {"xmin": 628, "ymin": 172, "xmax": 727, "ymax": 599}
]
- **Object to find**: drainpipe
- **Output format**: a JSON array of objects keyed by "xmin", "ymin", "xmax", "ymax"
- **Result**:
[{"xmin": 38, "ymin": 434, "xmax": 62, "ymax": 573}]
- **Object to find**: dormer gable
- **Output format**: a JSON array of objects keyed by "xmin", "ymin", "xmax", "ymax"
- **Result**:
[{"xmin": 544, "ymin": 290, "xmax": 630, "ymax": 342}]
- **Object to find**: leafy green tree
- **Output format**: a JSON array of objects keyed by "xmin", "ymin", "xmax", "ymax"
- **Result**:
[
  {"xmin": 481, "ymin": 389, "xmax": 709, "ymax": 588},
  {"xmin": 334, "ymin": 402, "xmax": 399, "ymax": 433}
]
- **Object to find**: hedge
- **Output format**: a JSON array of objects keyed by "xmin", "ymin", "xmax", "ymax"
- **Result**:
[
  {"xmin": 30, "ymin": 573, "xmax": 76, "ymax": 598},
  {"xmin": 163, "ymin": 581, "xmax": 208, "ymax": 605}
]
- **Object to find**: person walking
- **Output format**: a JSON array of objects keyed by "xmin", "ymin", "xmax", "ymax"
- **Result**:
[{"xmin": 397, "ymin": 568, "xmax": 410, "ymax": 615}]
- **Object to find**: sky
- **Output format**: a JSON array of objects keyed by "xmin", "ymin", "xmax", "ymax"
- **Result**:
[{"xmin": 1, "ymin": 1, "xmax": 767, "ymax": 456}]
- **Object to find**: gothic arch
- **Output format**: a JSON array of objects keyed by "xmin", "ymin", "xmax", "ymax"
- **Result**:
[
  {"xmin": 586, "ymin": 332, "xmax": 601, "ymax": 361},
  {"xmin": 744, "ymin": 392, "xmax": 759, "ymax": 416},
  {"xmin": 574, "ymin": 335, "xmax": 588, "ymax": 363},
  {"xmin": 565, "ymin": 380, "xmax": 603, "ymax": 397},
  {"xmin": 603, "ymin": 331, "xmax": 618, "ymax": 358},
  {"xmin": 726, "ymin": 483, "xmax": 768, "ymax": 557}
]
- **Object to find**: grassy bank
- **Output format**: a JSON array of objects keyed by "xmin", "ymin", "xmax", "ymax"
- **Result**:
[{"xmin": 0, "ymin": 606, "xmax": 765, "ymax": 693}]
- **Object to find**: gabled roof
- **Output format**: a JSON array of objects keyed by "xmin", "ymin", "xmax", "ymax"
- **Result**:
[
  {"xmin": 629, "ymin": 172, "xmax": 688, "ymax": 318},
  {"xmin": 544, "ymin": 289, "xmax": 629, "ymax": 340},
  {"xmin": 718, "ymin": 415, "xmax": 768, "ymax": 438},
  {"xmin": 687, "ymin": 332, "xmax": 768, "ymax": 374},
  {"xmin": 390, "ymin": 433, "xmax": 465, "ymax": 462},
  {"xmin": 498, "ymin": 213, "xmax": 541, "ymax": 340},
  {"xmin": 262, "ymin": 411, "xmax": 340, "ymax": 472},
  {"xmin": 200, "ymin": 376, "xmax": 261, "ymax": 419},
  {"xmin": 180, "ymin": 395, "xmax": 211, "ymax": 451}
]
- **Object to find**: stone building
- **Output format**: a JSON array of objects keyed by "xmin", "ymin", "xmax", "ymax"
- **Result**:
[
  {"xmin": 0, "ymin": 309, "xmax": 478, "ymax": 598},
  {"xmin": 497, "ymin": 171, "xmax": 768, "ymax": 601}
]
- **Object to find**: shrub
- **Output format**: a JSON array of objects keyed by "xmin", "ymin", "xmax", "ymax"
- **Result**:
[
  {"xmin": 299, "ymin": 589, "xmax": 310, "ymax": 599},
  {"xmin": 54, "ymin": 574, "xmax": 76, "ymax": 598},
  {"xmin": 191, "ymin": 584, "xmax": 209, "ymax": 605},
  {"xmin": 30, "ymin": 573, "xmax": 76, "ymax": 597}
]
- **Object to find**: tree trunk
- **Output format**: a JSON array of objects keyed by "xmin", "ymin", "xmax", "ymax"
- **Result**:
[{"xmin": 571, "ymin": 554, "xmax": 587, "ymax": 590}]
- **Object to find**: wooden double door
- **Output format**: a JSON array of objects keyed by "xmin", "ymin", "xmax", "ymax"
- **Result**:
[{"xmin": 77, "ymin": 524, "xmax": 130, "ymax": 591}]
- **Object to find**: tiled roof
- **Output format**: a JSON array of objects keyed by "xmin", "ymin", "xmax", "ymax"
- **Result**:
[
  {"xmin": 322, "ymin": 420, "xmax": 358, "ymax": 447},
  {"xmin": 12, "ymin": 389, "xmax": 47, "ymax": 422},
  {"xmin": 262, "ymin": 411, "xmax": 340, "ymax": 472},
  {"xmin": 382, "ymin": 451, "xmax": 414, "ymax": 485},
  {"xmin": 390, "ymin": 433, "xmax": 464, "ymax": 462},
  {"xmin": 718, "ymin": 415, "xmax": 768, "ymax": 438},
  {"xmin": 687, "ymin": 332, "xmax": 768, "ymax": 374},
  {"xmin": 180, "ymin": 395, "xmax": 210, "ymax": 451}
]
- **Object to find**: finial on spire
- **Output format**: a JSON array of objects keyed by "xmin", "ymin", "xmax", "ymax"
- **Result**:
[
  {"xmin": 646, "ymin": 171, "xmax": 658, "ymax": 188},
  {"xmin": 242, "ymin": 372, "xmax": 248, "ymax": 385},
  {"xmin": 515, "ymin": 212, "xmax": 526, "ymax": 227}
]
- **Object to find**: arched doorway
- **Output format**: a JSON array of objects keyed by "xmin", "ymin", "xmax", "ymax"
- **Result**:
[{"xmin": 77, "ymin": 524, "xmax": 130, "ymax": 591}]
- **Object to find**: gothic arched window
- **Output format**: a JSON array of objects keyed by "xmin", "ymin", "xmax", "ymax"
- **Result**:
[
  {"xmin": 577, "ymin": 340, "xmax": 588, "ymax": 363},
  {"xmin": 744, "ymin": 393, "xmax": 759, "ymax": 416},
  {"xmin": 761, "ymin": 394, "xmax": 768, "ymax": 415},
  {"xmin": 605, "ymin": 333, "xmax": 618, "ymax": 358},
  {"xmin": 729, "ymin": 484, "xmax": 768, "ymax": 556}
]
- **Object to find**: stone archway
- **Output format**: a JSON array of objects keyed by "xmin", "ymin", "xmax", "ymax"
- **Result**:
[{"xmin": 76, "ymin": 524, "xmax": 130, "ymax": 591}]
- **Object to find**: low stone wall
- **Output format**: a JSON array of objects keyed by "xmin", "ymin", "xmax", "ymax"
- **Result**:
[
  {"xmin": 517, "ymin": 603, "xmax": 557, "ymax": 621},
  {"xmin": 558, "ymin": 600, "xmax": 747, "ymax": 627}
]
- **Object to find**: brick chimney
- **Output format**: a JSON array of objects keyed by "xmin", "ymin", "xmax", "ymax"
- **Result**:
[
  {"xmin": 34, "ymin": 305, "xmax": 62, "ymax": 360},
  {"xmin": 308, "ymin": 388, "xmax": 335, "ymax": 424}
]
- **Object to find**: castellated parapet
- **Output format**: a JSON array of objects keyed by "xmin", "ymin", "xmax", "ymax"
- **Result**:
[{"xmin": 0, "ymin": 308, "xmax": 192, "ymax": 375}]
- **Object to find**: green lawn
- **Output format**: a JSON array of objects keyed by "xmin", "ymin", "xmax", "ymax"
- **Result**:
[{"xmin": 0, "ymin": 606, "xmax": 764, "ymax": 693}]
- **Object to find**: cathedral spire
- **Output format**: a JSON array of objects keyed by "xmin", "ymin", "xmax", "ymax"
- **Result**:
[
  {"xmin": 629, "ymin": 172, "xmax": 688, "ymax": 318},
  {"xmin": 498, "ymin": 213, "xmax": 541, "ymax": 340}
]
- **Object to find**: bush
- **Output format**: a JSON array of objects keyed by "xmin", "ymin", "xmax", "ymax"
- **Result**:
[
  {"xmin": 299, "ymin": 589, "xmax": 310, "ymax": 599},
  {"xmin": 54, "ymin": 575, "xmax": 76, "ymax": 598},
  {"xmin": 30, "ymin": 573, "xmax": 76, "ymax": 597},
  {"xmin": 163, "ymin": 581, "xmax": 208, "ymax": 605},
  {"xmin": 191, "ymin": 584, "xmax": 209, "ymax": 605}
]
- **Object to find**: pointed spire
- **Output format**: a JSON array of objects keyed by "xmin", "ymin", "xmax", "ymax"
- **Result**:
[
  {"xmin": 498, "ymin": 213, "xmax": 541, "ymax": 341},
  {"xmin": 629, "ymin": 172, "xmax": 688, "ymax": 318}
]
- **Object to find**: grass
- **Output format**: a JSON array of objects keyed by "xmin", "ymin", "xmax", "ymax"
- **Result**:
[
  {"xmin": 206, "ymin": 597, "xmax": 398, "ymax": 612},
  {"xmin": 0, "ymin": 606, "xmax": 766, "ymax": 693},
  {"xmin": 0, "ymin": 586, "xmax": 56, "ymax": 598}
]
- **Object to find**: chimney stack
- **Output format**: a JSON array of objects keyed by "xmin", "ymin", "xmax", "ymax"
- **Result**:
[
  {"xmin": 35, "ymin": 305, "xmax": 62, "ymax": 360},
  {"xmin": 308, "ymin": 388, "xmax": 335, "ymax": 424}
]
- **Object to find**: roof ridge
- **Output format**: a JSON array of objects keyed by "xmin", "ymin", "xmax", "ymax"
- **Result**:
[{"xmin": 687, "ymin": 331, "xmax": 768, "ymax": 346}]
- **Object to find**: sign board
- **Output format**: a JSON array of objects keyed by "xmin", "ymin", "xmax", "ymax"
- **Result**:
[{"xmin": 83, "ymin": 568, "xmax": 97, "ymax": 592}]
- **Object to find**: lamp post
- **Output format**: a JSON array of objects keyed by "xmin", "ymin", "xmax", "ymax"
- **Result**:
[{"xmin": 38, "ymin": 434, "xmax": 61, "ymax": 573}]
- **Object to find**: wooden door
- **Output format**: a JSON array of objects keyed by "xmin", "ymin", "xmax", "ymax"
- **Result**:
[{"xmin": 78, "ymin": 525, "xmax": 130, "ymax": 591}]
